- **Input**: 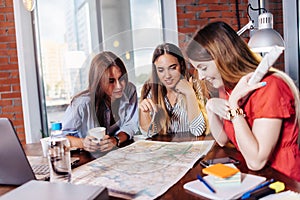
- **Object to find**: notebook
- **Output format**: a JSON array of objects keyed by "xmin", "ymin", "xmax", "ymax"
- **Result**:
[
  {"xmin": 0, "ymin": 118, "xmax": 49, "ymax": 185},
  {"xmin": 183, "ymin": 173, "xmax": 266, "ymax": 200}
]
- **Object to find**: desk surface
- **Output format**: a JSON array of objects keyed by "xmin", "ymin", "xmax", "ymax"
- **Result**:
[{"xmin": 0, "ymin": 134, "xmax": 299, "ymax": 199}]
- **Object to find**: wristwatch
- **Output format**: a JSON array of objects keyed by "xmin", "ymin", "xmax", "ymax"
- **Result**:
[
  {"xmin": 227, "ymin": 107, "xmax": 245, "ymax": 121},
  {"xmin": 114, "ymin": 135, "xmax": 120, "ymax": 147}
]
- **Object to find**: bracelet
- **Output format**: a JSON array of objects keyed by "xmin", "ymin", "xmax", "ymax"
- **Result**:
[
  {"xmin": 227, "ymin": 107, "xmax": 245, "ymax": 121},
  {"xmin": 114, "ymin": 135, "xmax": 120, "ymax": 147}
]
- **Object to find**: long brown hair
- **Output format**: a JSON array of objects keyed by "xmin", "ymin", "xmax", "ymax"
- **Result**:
[
  {"xmin": 186, "ymin": 21, "xmax": 300, "ymax": 145},
  {"xmin": 186, "ymin": 21, "xmax": 260, "ymax": 90},
  {"xmin": 72, "ymin": 51, "xmax": 128, "ymax": 126},
  {"xmin": 141, "ymin": 43, "xmax": 209, "ymax": 134}
]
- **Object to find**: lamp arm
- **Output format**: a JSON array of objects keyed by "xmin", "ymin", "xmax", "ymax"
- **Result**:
[{"xmin": 237, "ymin": 20, "xmax": 254, "ymax": 36}]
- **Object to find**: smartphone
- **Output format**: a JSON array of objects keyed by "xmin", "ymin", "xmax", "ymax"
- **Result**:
[
  {"xmin": 71, "ymin": 157, "xmax": 80, "ymax": 168},
  {"xmin": 200, "ymin": 157, "xmax": 239, "ymax": 168}
]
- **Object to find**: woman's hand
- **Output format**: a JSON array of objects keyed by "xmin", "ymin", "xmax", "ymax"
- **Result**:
[
  {"xmin": 98, "ymin": 135, "xmax": 115, "ymax": 152},
  {"xmin": 83, "ymin": 135, "xmax": 115, "ymax": 152},
  {"xmin": 206, "ymin": 98, "xmax": 229, "ymax": 119},
  {"xmin": 175, "ymin": 77, "xmax": 194, "ymax": 96},
  {"xmin": 66, "ymin": 135, "xmax": 84, "ymax": 149},
  {"xmin": 229, "ymin": 72, "xmax": 266, "ymax": 108},
  {"xmin": 83, "ymin": 135, "xmax": 99, "ymax": 152},
  {"xmin": 206, "ymin": 98, "xmax": 229, "ymax": 145},
  {"xmin": 139, "ymin": 98, "xmax": 157, "ymax": 113}
]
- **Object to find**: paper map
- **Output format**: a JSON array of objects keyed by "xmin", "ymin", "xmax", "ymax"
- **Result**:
[{"xmin": 71, "ymin": 140, "xmax": 214, "ymax": 200}]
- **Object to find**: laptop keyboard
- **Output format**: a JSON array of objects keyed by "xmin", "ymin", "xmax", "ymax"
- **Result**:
[{"xmin": 32, "ymin": 164, "xmax": 50, "ymax": 175}]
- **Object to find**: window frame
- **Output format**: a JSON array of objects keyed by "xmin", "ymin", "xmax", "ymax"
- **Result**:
[
  {"xmin": 13, "ymin": 0, "xmax": 178, "ymax": 143},
  {"xmin": 283, "ymin": 1, "xmax": 299, "ymax": 87},
  {"xmin": 13, "ymin": 0, "xmax": 44, "ymax": 143}
]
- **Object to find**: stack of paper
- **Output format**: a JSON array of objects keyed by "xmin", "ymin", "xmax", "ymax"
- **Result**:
[
  {"xmin": 203, "ymin": 163, "xmax": 240, "ymax": 178},
  {"xmin": 260, "ymin": 190, "xmax": 300, "ymax": 200},
  {"xmin": 213, "ymin": 171, "xmax": 241, "ymax": 185},
  {"xmin": 203, "ymin": 163, "xmax": 241, "ymax": 185}
]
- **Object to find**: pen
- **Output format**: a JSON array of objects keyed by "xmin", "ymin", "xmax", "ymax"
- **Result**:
[
  {"xmin": 197, "ymin": 174, "xmax": 216, "ymax": 193},
  {"xmin": 241, "ymin": 178, "xmax": 274, "ymax": 199}
]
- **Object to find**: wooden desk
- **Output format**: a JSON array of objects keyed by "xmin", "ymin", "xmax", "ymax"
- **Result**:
[
  {"xmin": 0, "ymin": 134, "xmax": 299, "ymax": 200},
  {"xmin": 151, "ymin": 134, "xmax": 300, "ymax": 199}
]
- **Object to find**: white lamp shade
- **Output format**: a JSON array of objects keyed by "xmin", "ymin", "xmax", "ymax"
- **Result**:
[
  {"xmin": 248, "ymin": 28, "xmax": 285, "ymax": 53},
  {"xmin": 248, "ymin": 12, "xmax": 285, "ymax": 53}
]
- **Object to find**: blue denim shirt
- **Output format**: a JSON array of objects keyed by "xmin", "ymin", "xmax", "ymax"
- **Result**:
[{"xmin": 62, "ymin": 82, "xmax": 139, "ymax": 139}]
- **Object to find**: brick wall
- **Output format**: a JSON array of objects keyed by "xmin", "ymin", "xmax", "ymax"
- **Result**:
[
  {"xmin": 0, "ymin": 0, "xmax": 25, "ymax": 143},
  {"xmin": 176, "ymin": 0, "xmax": 284, "ymax": 70},
  {"xmin": 176, "ymin": 0, "xmax": 249, "ymax": 47},
  {"xmin": 0, "ymin": 0, "xmax": 283, "ymax": 143}
]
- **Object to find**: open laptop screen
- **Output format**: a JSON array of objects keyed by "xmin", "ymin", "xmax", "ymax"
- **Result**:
[{"xmin": 0, "ymin": 118, "xmax": 36, "ymax": 185}]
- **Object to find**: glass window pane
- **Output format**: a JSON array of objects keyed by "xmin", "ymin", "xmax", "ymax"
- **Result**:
[{"xmin": 35, "ymin": 0, "xmax": 164, "ymax": 131}]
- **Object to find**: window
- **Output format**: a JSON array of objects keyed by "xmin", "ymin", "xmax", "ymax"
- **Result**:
[
  {"xmin": 14, "ymin": 0, "xmax": 178, "ymax": 142},
  {"xmin": 282, "ymin": 1, "xmax": 299, "ymax": 87}
]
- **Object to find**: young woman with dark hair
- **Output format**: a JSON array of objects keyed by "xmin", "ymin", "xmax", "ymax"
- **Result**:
[
  {"xmin": 62, "ymin": 51, "xmax": 138, "ymax": 152},
  {"xmin": 139, "ymin": 43, "xmax": 208, "ymax": 136}
]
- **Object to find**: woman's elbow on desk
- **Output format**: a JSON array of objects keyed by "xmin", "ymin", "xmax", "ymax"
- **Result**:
[
  {"xmin": 213, "ymin": 139, "xmax": 227, "ymax": 148},
  {"xmin": 212, "ymin": 133, "xmax": 229, "ymax": 147},
  {"xmin": 245, "ymin": 159, "xmax": 268, "ymax": 171}
]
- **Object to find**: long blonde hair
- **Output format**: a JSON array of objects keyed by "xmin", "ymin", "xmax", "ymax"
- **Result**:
[{"xmin": 271, "ymin": 68, "xmax": 300, "ymax": 147}]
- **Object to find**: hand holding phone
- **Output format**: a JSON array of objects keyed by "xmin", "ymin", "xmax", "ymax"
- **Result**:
[{"xmin": 248, "ymin": 45, "xmax": 283, "ymax": 85}]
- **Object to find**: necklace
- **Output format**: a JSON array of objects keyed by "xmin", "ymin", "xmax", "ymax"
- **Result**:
[{"xmin": 167, "ymin": 92, "xmax": 179, "ymax": 107}]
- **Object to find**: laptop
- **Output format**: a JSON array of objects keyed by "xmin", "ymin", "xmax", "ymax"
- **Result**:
[{"xmin": 0, "ymin": 118, "xmax": 50, "ymax": 185}]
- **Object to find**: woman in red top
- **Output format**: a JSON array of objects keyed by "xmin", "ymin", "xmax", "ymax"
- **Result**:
[{"xmin": 185, "ymin": 21, "xmax": 300, "ymax": 181}]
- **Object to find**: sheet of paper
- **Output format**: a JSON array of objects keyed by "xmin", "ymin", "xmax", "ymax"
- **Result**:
[
  {"xmin": 71, "ymin": 140, "xmax": 214, "ymax": 200},
  {"xmin": 260, "ymin": 190, "xmax": 300, "ymax": 200},
  {"xmin": 184, "ymin": 173, "xmax": 266, "ymax": 200}
]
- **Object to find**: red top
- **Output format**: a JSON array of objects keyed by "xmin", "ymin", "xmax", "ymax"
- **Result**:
[{"xmin": 223, "ymin": 75, "xmax": 300, "ymax": 182}]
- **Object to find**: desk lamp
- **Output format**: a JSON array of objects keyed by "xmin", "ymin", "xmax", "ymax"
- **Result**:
[{"xmin": 237, "ymin": 4, "xmax": 285, "ymax": 54}]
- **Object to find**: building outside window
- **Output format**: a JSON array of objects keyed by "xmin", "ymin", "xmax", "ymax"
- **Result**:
[{"xmin": 33, "ymin": 0, "xmax": 177, "ymax": 139}]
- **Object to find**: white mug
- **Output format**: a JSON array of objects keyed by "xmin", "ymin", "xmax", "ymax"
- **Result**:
[{"xmin": 88, "ymin": 127, "xmax": 106, "ymax": 141}]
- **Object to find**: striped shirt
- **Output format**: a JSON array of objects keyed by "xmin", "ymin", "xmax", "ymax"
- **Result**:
[
  {"xmin": 145, "ymin": 91, "xmax": 206, "ymax": 136},
  {"xmin": 164, "ymin": 94, "xmax": 206, "ymax": 136}
]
